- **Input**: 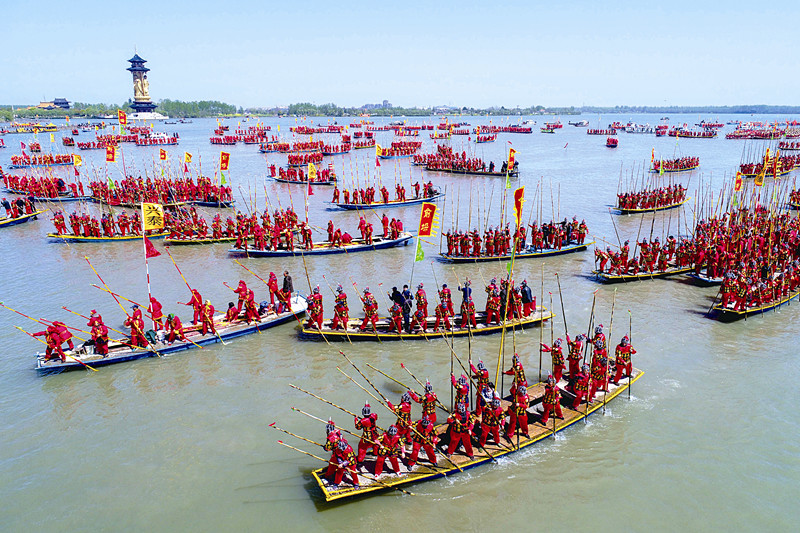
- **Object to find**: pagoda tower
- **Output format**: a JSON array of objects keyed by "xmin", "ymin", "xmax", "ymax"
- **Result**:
[{"xmin": 127, "ymin": 54, "xmax": 157, "ymax": 113}]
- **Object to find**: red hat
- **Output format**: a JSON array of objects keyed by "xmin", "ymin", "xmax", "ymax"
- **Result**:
[{"xmin": 90, "ymin": 310, "xmax": 98, "ymax": 315}]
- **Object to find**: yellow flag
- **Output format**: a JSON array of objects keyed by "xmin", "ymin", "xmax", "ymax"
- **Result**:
[
  {"xmin": 184, "ymin": 152, "xmax": 192, "ymax": 164},
  {"xmin": 142, "ymin": 203, "xmax": 165, "ymax": 230},
  {"xmin": 308, "ymin": 162, "xmax": 317, "ymax": 181},
  {"xmin": 376, "ymin": 143, "xmax": 383, "ymax": 157},
  {"xmin": 277, "ymin": 124, "xmax": 280, "ymax": 132},
  {"xmin": 50, "ymin": 133, "xmax": 55, "ymax": 142},
  {"xmin": 73, "ymin": 154, "xmax": 83, "ymax": 167}
]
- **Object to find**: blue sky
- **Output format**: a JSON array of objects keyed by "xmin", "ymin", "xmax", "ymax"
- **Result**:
[{"xmin": 4, "ymin": 1, "xmax": 794, "ymax": 108}]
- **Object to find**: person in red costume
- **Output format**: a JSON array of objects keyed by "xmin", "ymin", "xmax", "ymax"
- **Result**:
[
  {"xmin": 181, "ymin": 288, "xmax": 203, "ymax": 325},
  {"xmin": 450, "ymin": 373, "xmax": 469, "ymax": 410},
  {"xmin": 503, "ymin": 353, "xmax": 527, "ymax": 397},
  {"xmin": 224, "ymin": 302, "xmax": 239, "ymax": 323},
  {"xmin": 326, "ymin": 438, "xmax": 360, "ymax": 488},
  {"xmin": 354, "ymin": 403, "xmax": 379, "ymax": 463},
  {"xmin": 33, "ymin": 326, "xmax": 66, "ymax": 362},
  {"xmin": 359, "ymin": 288, "xmax": 379, "ymax": 332},
  {"xmin": 387, "ymin": 392, "xmax": 413, "ymax": 446},
  {"xmin": 479, "ymin": 397, "xmax": 505, "ymax": 447},
  {"xmin": 566, "ymin": 333, "xmax": 587, "ymax": 378},
  {"xmin": 267, "ymin": 272, "xmax": 279, "ymax": 307},
  {"xmin": 124, "ymin": 305, "xmax": 147, "ymax": 347},
  {"xmin": 505, "ymin": 384, "xmax": 530, "ymax": 439},
  {"xmin": 570, "ymin": 364, "xmax": 591, "ymax": 409},
  {"xmin": 612, "ymin": 335, "xmax": 636, "ymax": 384},
  {"xmin": 166, "ymin": 314, "xmax": 187, "ymax": 344},
  {"xmin": 51, "ymin": 321, "xmax": 74, "ymax": 351},
  {"xmin": 408, "ymin": 380, "xmax": 438, "ymax": 424},
  {"xmin": 407, "ymin": 417, "xmax": 438, "ymax": 468},
  {"xmin": 305, "ymin": 286, "xmax": 324, "ymax": 329},
  {"xmin": 373, "ymin": 425, "xmax": 403, "ymax": 476},
  {"xmin": 539, "ymin": 375, "xmax": 564, "ymax": 426},
  {"xmin": 445, "ymin": 403, "xmax": 475, "ymax": 459},
  {"xmin": 541, "ymin": 338, "xmax": 566, "ymax": 382},
  {"xmin": 148, "ymin": 296, "xmax": 164, "ymax": 331},
  {"xmin": 233, "ymin": 280, "xmax": 248, "ymax": 314},
  {"xmin": 587, "ymin": 349, "xmax": 609, "ymax": 402},
  {"xmin": 200, "ymin": 300, "xmax": 217, "ymax": 336},
  {"xmin": 91, "ymin": 319, "xmax": 110, "ymax": 356},
  {"xmin": 433, "ymin": 300, "xmax": 451, "ymax": 331}
]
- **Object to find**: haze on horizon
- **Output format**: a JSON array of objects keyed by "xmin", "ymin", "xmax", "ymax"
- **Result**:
[{"xmin": 4, "ymin": 0, "xmax": 795, "ymax": 109}]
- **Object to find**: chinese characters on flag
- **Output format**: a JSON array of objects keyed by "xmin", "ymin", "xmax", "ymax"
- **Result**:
[
  {"xmin": 105, "ymin": 146, "xmax": 116, "ymax": 163},
  {"xmin": 118, "ymin": 110, "xmax": 127, "ymax": 125},
  {"xmin": 142, "ymin": 203, "xmax": 165, "ymax": 231},
  {"xmin": 220, "ymin": 151, "xmax": 230, "ymax": 171}
]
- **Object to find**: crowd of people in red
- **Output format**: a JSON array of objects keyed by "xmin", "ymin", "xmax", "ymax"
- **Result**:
[
  {"xmin": 273, "ymin": 166, "xmax": 335, "ymax": 183},
  {"xmin": 89, "ymin": 175, "xmax": 233, "ymax": 206},
  {"xmin": 10, "ymin": 153, "xmax": 73, "ymax": 167},
  {"xmin": 287, "ymin": 152, "xmax": 323, "ymax": 167},
  {"xmin": 444, "ymin": 218, "xmax": 588, "ymax": 257},
  {"xmin": 2, "ymin": 172, "xmax": 85, "ymax": 199},
  {"xmin": 331, "ymin": 181, "xmax": 436, "ymax": 205},
  {"xmin": 616, "ymin": 185, "xmax": 687, "ymax": 210},
  {"xmin": 651, "ymin": 157, "xmax": 699, "ymax": 172}
]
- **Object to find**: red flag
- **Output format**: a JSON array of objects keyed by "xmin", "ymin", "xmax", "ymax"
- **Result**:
[
  {"xmin": 144, "ymin": 237, "xmax": 161, "ymax": 258},
  {"xmin": 20, "ymin": 141, "xmax": 26, "ymax": 150},
  {"xmin": 106, "ymin": 146, "xmax": 116, "ymax": 163},
  {"xmin": 74, "ymin": 167, "xmax": 80, "ymax": 177},
  {"xmin": 184, "ymin": 163, "xmax": 189, "ymax": 174},
  {"xmin": 118, "ymin": 110, "xmax": 127, "ymax": 125},
  {"xmin": 375, "ymin": 156, "xmax": 381, "ymax": 167},
  {"xmin": 220, "ymin": 151, "xmax": 230, "ymax": 171},
  {"xmin": 308, "ymin": 182, "xmax": 314, "ymax": 196}
]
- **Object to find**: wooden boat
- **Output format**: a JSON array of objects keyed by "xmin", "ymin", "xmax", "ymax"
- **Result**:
[
  {"xmin": 229, "ymin": 232, "xmax": 413, "ymax": 257},
  {"xmin": 2, "ymin": 188, "xmax": 89, "ymax": 203},
  {"xmin": 541, "ymin": 127, "xmax": 556, "ymax": 134},
  {"xmin": 593, "ymin": 265, "xmax": 693, "ymax": 283},
  {"xmin": 47, "ymin": 231, "xmax": 169, "ymax": 243},
  {"xmin": 272, "ymin": 176, "xmax": 337, "ymax": 186},
  {"xmin": 614, "ymin": 198, "xmax": 690, "ymax": 214},
  {"xmin": 300, "ymin": 307, "xmax": 554, "ymax": 341},
  {"xmin": 8, "ymin": 162, "xmax": 73, "ymax": 169},
  {"xmin": 424, "ymin": 166, "xmax": 520, "ymax": 178},
  {"xmin": 684, "ymin": 272, "xmax": 723, "ymax": 286},
  {"xmin": 311, "ymin": 366, "xmax": 643, "ymax": 501},
  {"xmin": 440, "ymin": 241, "xmax": 593, "ymax": 263},
  {"xmin": 164, "ymin": 235, "xmax": 238, "ymax": 245},
  {"xmin": 36, "ymin": 295, "xmax": 308, "ymax": 374},
  {"xmin": 649, "ymin": 164, "xmax": 699, "ymax": 173},
  {"xmin": 711, "ymin": 289, "xmax": 800, "ymax": 322},
  {"xmin": 0, "ymin": 209, "xmax": 46, "ymax": 228},
  {"xmin": 329, "ymin": 192, "xmax": 444, "ymax": 211},
  {"xmin": 192, "ymin": 199, "xmax": 235, "ymax": 208}
]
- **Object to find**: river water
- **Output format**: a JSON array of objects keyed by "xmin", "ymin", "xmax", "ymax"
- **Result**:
[{"xmin": 1, "ymin": 114, "xmax": 798, "ymax": 532}]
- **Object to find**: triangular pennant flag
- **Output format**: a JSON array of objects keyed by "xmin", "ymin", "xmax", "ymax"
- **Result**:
[{"xmin": 144, "ymin": 236, "xmax": 161, "ymax": 258}]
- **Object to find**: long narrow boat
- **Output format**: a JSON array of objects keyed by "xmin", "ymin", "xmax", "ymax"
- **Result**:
[
  {"xmin": 613, "ymin": 198, "xmax": 690, "ymax": 214},
  {"xmin": 711, "ymin": 288, "xmax": 800, "ymax": 322},
  {"xmin": 192, "ymin": 199, "xmax": 235, "ymax": 208},
  {"xmin": 228, "ymin": 232, "xmax": 413, "ymax": 257},
  {"xmin": 0, "ymin": 209, "xmax": 47, "ymax": 228},
  {"xmin": 424, "ymin": 166, "xmax": 520, "ymax": 178},
  {"xmin": 2, "ymin": 188, "xmax": 90, "ymax": 203},
  {"xmin": 164, "ymin": 235, "xmax": 238, "ymax": 245},
  {"xmin": 440, "ymin": 241, "xmax": 593, "ymax": 263},
  {"xmin": 648, "ymin": 164, "xmax": 699, "ymax": 173},
  {"xmin": 36, "ymin": 295, "xmax": 308, "ymax": 374},
  {"xmin": 299, "ymin": 307, "xmax": 553, "ymax": 341},
  {"xmin": 593, "ymin": 265, "xmax": 693, "ymax": 283},
  {"xmin": 311, "ymin": 366, "xmax": 643, "ymax": 501},
  {"xmin": 328, "ymin": 192, "xmax": 444, "ymax": 211},
  {"xmin": 47, "ymin": 231, "xmax": 169, "ymax": 243},
  {"xmin": 272, "ymin": 176, "xmax": 337, "ymax": 186},
  {"xmin": 684, "ymin": 272, "xmax": 723, "ymax": 286}
]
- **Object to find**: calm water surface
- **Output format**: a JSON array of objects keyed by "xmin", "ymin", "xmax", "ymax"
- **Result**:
[{"xmin": 1, "ymin": 114, "xmax": 798, "ymax": 532}]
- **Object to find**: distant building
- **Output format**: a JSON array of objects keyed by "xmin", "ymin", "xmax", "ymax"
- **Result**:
[
  {"xmin": 33, "ymin": 98, "xmax": 70, "ymax": 110},
  {"xmin": 361, "ymin": 100, "xmax": 392, "ymax": 110}
]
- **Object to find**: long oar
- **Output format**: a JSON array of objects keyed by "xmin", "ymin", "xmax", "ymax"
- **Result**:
[
  {"xmin": 336, "ymin": 367, "xmax": 462, "ymax": 473},
  {"xmin": 16, "ymin": 326, "xmax": 97, "ymax": 371},
  {"xmin": 274, "ymin": 439, "xmax": 415, "ymax": 496},
  {"xmin": 321, "ymin": 274, "xmax": 354, "ymax": 344},
  {"xmin": 88, "ymin": 287, "xmax": 205, "ymax": 350},
  {"xmin": 400, "ymin": 362, "xmax": 451, "ymax": 415},
  {"xmin": 165, "ymin": 247, "xmax": 227, "ymax": 346},
  {"xmin": 339, "ymin": 350, "xmax": 391, "ymax": 404},
  {"xmin": 289, "ymin": 384, "xmax": 358, "ymax": 417},
  {"xmin": 366, "ymin": 363, "xmax": 413, "ymax": 390},
  {"xmin": 85, "ymin": 256, "xmax": 163, "ymax": 357},
  {"xmin": 291, "ymin": 407, "xmax": 386, "ymax": 450}
]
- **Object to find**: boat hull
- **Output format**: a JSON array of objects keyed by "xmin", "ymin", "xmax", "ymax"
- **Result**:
[
  {"xmin": 36, "ymin": 296, "xmax": 307, "ymax": 374},
  {"xmin": 0, "ymin": 209, "xmax": 46, "ymax": 228},
  {"xmin": 614, "ymin": 198, "xmax": 690, "ymax": 214},
  {"xmin": 47, "ymin": 232, "xmax": 169, "ymax": 243},
  {"xmin": 440, "ymin": 242, "xmax": 591, "ymax": 263},
  {"xmin": 711, "ymin": 290, "xmax": 800, "ymax": 322},
  {"xmin": 593, "ymin": 265, "xmax": 693, "ymax": 283},
  {"xmin": 329, "ymin": 193, "xmax": 444, "ymax": 210},
  {"xmin": 228, "ymin": 233, "xmax": 413, "ymax": 257}
]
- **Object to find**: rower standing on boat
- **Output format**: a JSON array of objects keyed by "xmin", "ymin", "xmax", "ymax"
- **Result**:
[
  {"xmin": 358, "ymin": 288, "xmax": 379, "ymax": 332},
  {"xmin": 506, "ymin": 385, "xmax": 531, "ymax": 439},
  {"xmin": 566, "ymin": 333, "xmax": 586, "ymax": 378},
  {"xmin": 181, "ymin": 288, "xmax": 203, "ymax": 325},
  {"xmin": 125, "ymin": 305, "xmax": 147, "ymax": 347},
  {"xmin": 407, "ymin": 417, "xmax": 438, "ymax": 468},
  {"xmin": 354, "ymin": 403, "xmax": 379, "ymax": 463},
  {"xmin": 541, "ymin": 338, "xmax": 566, "ymax": 383},
  {"xmin": 504, "ymin": 354, "xmax": 528, "ymax": 397},
  {"xmin": 374, "ymin": 425, "xmax": 403, "ymax": 476},
  {"xmin": 415, "ymin": 284, "xmax": 428, "ymax": 319},
  {"xmin": 277, "ymin": 271, "xmax": 293, "ymax": 314},
  {"xmin": 33, "ymin": 325, "xmax": 66, "ymax": 362},
  {"xmin": 612, "ymin": 335, "xmax": 636, "ymax": 384},
  {"xmin": 267, "ymin": 272, "xmax": 279, "ymax": 307},
  {"xmin": 387, "ymin": 392, "xmax": 413, "ymax": 448},
  {"xmin": 587, "ymin": 346, "xmax": 609, "ymax": 402},
  {"xmin": 440, "ymin": 284, "xmax": 454, "ymax": 316},
  {"xmin": 325, "ymin": 438, "xmax": 360, "ymax": 488},
  {"xmin": 450, "ymin": 373, "xmax": 469, "ymax": 410},
  {"xmin": 446, "ymin": 404, "xmax": 475, "ymax": 460},
  {"xmin": 306, "ymin": 287, "xmax": 324, "ymax": 329},
  {"xmin": 569, "ymin": 365, "xmax": 591, "ymax": 408},
  {"xmin": 520, "ymin": 280, "xmax": 535, "ymax": 317},
  {"xmin": 200, "ymin": 300, "xmax": 217, "ymax": 336},
  {"xmin": 148, "ymin": 296, "xmax": 165, "ymax": 331},
  {"xmin": 408, "ymin": 380, "xmax": 438, "ymax": 424},
  {"xmin": 234, "ymin": 280, "xmax": 248, "ymax": 314},
  {"xmin": 90, "ymin": 316, "xmax": 110, "ymax": 357},
  {"xmin": 331, "ymin": 285, "xmax": 349, "ymax": 330},
  {"xmin": 539, "ymin": 375, "xmax": 564, "ymax": 426},
  {"xmin": 478, "ymin": 397, "xmax": 505, "ymax": 447}
]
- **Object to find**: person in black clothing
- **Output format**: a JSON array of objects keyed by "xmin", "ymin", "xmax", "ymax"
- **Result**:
[
  {"xmin": 401, "ymin": 284, "xmax": 413, "ymax": 332},
  {"xmin": 282, "ymin": 271, "xmax": 293, "ymax": 295}
]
